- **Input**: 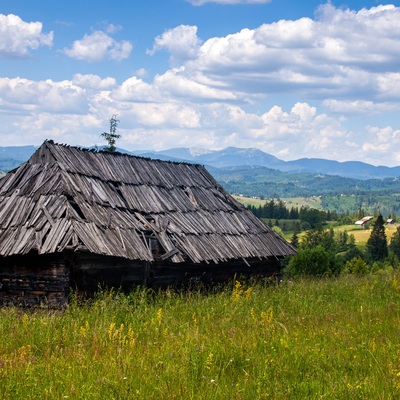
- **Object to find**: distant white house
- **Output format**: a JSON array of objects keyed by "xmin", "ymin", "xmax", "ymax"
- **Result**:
[{"xmin": 355, "ymin": 216, "xmax": 374, "ymax": 226}]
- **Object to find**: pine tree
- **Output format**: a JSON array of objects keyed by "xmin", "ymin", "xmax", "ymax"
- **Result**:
[
  {"xmin": 366, "ymin": 214, "xmax": 388, "ymax": 262},
  {"xmin": 101, "ymin": 115, "xmax": 121, "ymax": 152}
]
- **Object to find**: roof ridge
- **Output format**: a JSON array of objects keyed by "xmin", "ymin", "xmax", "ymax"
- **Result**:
[{"xmin": 42, "ymin": 140, "xmax": 204, "ymax": 168}]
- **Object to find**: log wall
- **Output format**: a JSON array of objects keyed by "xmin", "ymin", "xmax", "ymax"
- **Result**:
[
  {"xmin": 71, "ymin": 253, "xmax": 282, "ymax": 292},
  {"xmin": 70, "ymin": 253, "xmax": 148, "ymax": 295},
  {"xmin": 0, "ymin": 254, "xmax": 69, "ymax": 307},
  {"xmin": 150, "ymin": 258, "xmax": 281, "ymax": 287},
  {"xmin": 0, "ymin": 251, "xmax": 282, "ymax": 307}
]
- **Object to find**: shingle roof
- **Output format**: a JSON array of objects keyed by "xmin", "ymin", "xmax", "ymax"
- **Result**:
[{"xmin": 0, "ymin": 141, "xmax": 296, "ymax": 263}]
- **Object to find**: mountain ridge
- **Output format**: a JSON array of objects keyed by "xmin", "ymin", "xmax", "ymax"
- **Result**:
[
  {"xmin": 1, "ymin": 144, "xmax": 399, "ymax": 180},
  {"xmin": 130, "ymin": 147, "xmax": 400, "ymax": 180}
]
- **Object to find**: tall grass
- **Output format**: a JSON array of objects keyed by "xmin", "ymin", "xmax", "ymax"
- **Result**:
[{"xmin": 1, "ymin": 273, "xmax": 400, "ymax": 399}]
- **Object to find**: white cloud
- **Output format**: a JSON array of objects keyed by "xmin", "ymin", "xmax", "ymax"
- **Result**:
[
  {"xmin": 171, "ymin": 4, "xmax": 400, "ymax": 108},
  {"xmin": 2, "ymin": 5, "xmax": 400, "ymax": 167},
  {"xmin": 0, "ymin": 77, "xmax": 88, "ymax": 113},
  {"xmin": 134, "ymin": 68, "xmax": 148, "ymax": 78},
  {"xmin": 2, "ymin": 72, "xmax": 400, "ymax": 166},
  {"xmin": 323, "ymin": 99, "xmax": 400, "ymax": 115},
  {"xmin": 72, "ymin": 74, "xmax": 117, "ymax": 90},
  {"xmin": 147, "ymin": 25, "xmax": 202, "ymax": 64},
  {"xmin": 111, "ymin": 76, "xmax": 162, "ymax": 102},
  {"xmin": 0, "ymin": 14, "xmax": 53, "ymax": 58},
  {"xmin": 360, "ymin": 125, "xmax": 400, "ymax": 165},
  {"xmin": 12, "ymin": 113, "xmax": 102, "ymax": 145},
  {"xmin": 153, "ymin": 68, "xmax": 238, "ymax": 101},
  {"xmin": 256, "ymin": 103, "xmax": 346, "ymax": 147},
  {"xmin": 376, "ymin": 73, "xmax": 400, "ymax": 100},
  {"xmin": 63, "ymin": 30, "xmax": 132, "ymax": 62},
  {"xmin": 104, "ymin": 24, "xmax": 122, "ymax": 34},
  {"xmin": 129, "ymin": 103, "xmax": 201, "ymax": 129},
  {"xmin": 187, "ymin": 0, "xmax": 270, "ymax": 5}
]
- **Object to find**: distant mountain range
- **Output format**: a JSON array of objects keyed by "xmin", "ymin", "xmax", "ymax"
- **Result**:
[
  {"xmin": 1, "ymin": 144, "xmax": 400, "ymax": 180},
  {"xmin": 129, "ymin": 147, "xmax": 400, "ymax": 180}
]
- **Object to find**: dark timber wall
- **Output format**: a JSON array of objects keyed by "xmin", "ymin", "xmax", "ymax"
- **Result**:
[
  {"xmin": 70, "ymin": 253, "xmax": 149, "ymax": 295},
  {"xmin": 150, "ymin": 258, "xmax": 281, "ymax": 287},
  {"xmin": 0, "ymin": 253, "xmax": 69, "ymax": 307},
  {"xmin": 0, "ymin": 251, "xmax": 282, "ymax": 307}
]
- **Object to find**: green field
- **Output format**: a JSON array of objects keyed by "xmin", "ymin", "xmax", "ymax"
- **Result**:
[
  {"xmin": 282, "ymin": 196, "xmax": 323, "ymax": 210},
  {"xmin": 234, "ymin": 195, "xmax": 398, "ymax": 248},
  {"xmin": 234, "ymin": 195, "xmax": 323, "ymax": 210},
  {"xmin": 286, "ymin": 224, "xmax": 398, "ymax": 250},
  {"xmin": 233, "ymin": 195, "xmax": 266, "ymax": 208},
  {"xmin": 1, "ymin": 273, "xmax": 400, "ymax": 399},
  {"xmin": 330, "ymin": 223, "xmax": 398, "ymax": 249}
]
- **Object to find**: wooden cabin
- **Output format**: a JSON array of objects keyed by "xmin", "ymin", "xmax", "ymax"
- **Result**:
[{"xmin": 0, "ymin": 141, "xmax": 296, "ymax": 306}]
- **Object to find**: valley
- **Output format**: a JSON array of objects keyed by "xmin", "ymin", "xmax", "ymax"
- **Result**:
[{"xmin": 1, "ymin": 144, "xmax": 400, "ymax": 216}]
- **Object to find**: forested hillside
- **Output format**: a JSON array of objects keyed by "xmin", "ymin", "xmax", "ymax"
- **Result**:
[
  {"xmin": 2, "ymin": 146, "xmax": 400, "ymax": 215},
  {"xmin": 210, "ymin": 165, "xmax": 400, "ymax": 198}
]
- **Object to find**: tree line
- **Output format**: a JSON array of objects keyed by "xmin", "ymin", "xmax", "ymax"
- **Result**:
[
  {"xmin": 247, "ymin": 199, "xmax": 400, "ymax": 278},
  {"xmin": 248, "ymin": 199, "xmax": 337, "ymax": 229},
  {"xmin": 284, "ymin": 214, "xmax": 400, "ymax": 278}
]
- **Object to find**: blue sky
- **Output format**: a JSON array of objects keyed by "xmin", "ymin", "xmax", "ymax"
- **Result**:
[{"xmin": 1, "ymin": 0, "xmax": 400, "ymax": 166}]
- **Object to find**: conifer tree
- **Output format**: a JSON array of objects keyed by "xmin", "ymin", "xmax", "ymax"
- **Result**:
[
  {"xmin": 101, "ymin": 115, "xmax": 120, "ymax": 152},
  {"xmin": 366, "ymin": 214, "xmax": 388, "ymax": 262}
]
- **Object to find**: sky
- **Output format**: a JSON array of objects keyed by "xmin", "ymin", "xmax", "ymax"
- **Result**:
[{"xmin": 1, "ymin": 0, "xmax": 400, "ymax": 166}]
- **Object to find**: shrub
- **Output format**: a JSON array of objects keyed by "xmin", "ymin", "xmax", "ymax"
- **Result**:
[
  {"xmin": 284, "ymin": 245, "xmax": 336, "ymax": 277},
  {"xmin": 343, "ymin": 257, "xmax": 369, "ymax": 275},
  {"xmin": 272, "ymin": 226, "xmax": 284, "ymax": 237}
]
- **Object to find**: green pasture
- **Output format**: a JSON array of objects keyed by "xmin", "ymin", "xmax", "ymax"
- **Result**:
[
  {"xmin": 282, "ymin": 196, "xmax": 323, "ymax": 210},
  {"xmin": 234, "ymin": 195, "xmax": 323, "ymax": 210},
  {"xmin": 1, "ymin": 273, "xmax": 400, "ymax": 399},
  {"xmin": 233, "ymin": 195, "xmax": 266, "ymax": 208},
  {"xmin": 331, "ymin": 223, "xmax": 398, "ymax": 249}
]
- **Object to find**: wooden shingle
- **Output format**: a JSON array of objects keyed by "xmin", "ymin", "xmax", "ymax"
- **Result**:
[{"xmin": 0, "ymin": 140, "xmax": 296, "ymax": 263}]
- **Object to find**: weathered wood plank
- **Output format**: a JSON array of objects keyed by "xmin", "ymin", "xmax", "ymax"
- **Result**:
[{"xmin": 0, "ymin": 141, "xmax": 295, "ymax": 269}]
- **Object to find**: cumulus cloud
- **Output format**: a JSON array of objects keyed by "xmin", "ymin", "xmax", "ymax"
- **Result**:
[
  {"xmin": 63, "ymin": 30, "xmax": 132, "ymax": 62},
  {"xmin": 361, "ymin": 125, "xmax": 400, "ymax": 165},
  {"xmin": 172, "ymin": 4, "xmax": 400, "ymax": 106},
  {"xmin": 153, "ymin": 68, "xmax": 238, "ymax": 101},
  {"xmin": 2, "ymin": 5, "xmax": 400, "ymax": 167},
  {"xmin": 0, "ymin": 77, "xmax": 90, "ymax": 114},
  {"xmin": 72, "ymin": 74, "xmax": 117, "ymax": 90},
  {"xmin": 111, "ymin": 76, "xmax": 162, "ymax": 102},
  {"xmin": 0, "ymin": 14, "xmax": 53, "ymax": 58},
  {"xmin": 322, "ymin": 99, "xmax": 400, "ymax": 115},
  {"xmin": 134, "ymin": 68, "xmax": 148, "ymax": 78},
  {"xmin": 2, "ymin": 71, "xmax": 400, "ymax": 166},
  {"xmin": 61, "ymin": 3, "xmax": 400, "ymax": 123},
  {"xmin": 254, "ymin": 102, "xmax": 347, "ymax": 155},
  {"xmin": 147, "ymin": 25, "xmax": 202, "ymax": 65},
  {"xmin": 4, "ymin": 112, "xmax": 106, "ymax": 148},
  {"xmin": 129, "ymin": 103, "xmax": 201, "ymax": 129}
]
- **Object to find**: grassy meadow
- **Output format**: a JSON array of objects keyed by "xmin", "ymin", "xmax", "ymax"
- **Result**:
[
  {"xmin": 1, "ymin": 273, "xmax": 400, "ymax": 399},
  {"xmin": 233, "ymin": 195, "xmax": 323, "ymax": 210},
  {"xmin": 330, "ymin": 224, "xmax": 398, "ymax": 251}
]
